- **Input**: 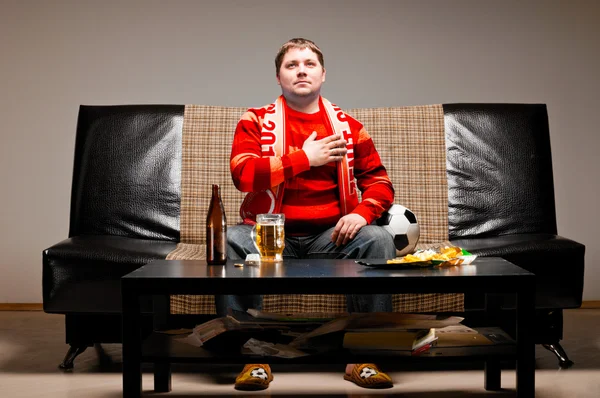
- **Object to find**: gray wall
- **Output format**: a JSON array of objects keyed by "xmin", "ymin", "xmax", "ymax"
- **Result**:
[{"xmin": 1, "ymin": 0, "xmax": 598, "ymax": 302}]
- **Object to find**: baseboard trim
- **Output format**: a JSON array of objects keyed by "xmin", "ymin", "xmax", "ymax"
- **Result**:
[
  {"xmin": 2, "ymin": 301, "xmax": 600, "ymax": 311},
  {"xmin": 0, "ymin": 303, "xmax": 43, "ymax": 311},
  {"xmin": 580, "ymin": 301, "xmax": 600, "ymax": 309}
]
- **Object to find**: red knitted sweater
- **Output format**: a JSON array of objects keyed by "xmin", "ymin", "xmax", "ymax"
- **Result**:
[{"xmin": 231, "ymin": 100, "xmax": 394, "ymax": 235}]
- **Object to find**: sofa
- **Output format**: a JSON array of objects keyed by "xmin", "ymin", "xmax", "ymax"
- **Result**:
[{"xmin": 43, "ymin": 103, "xmax": 585, "ymax": 369}]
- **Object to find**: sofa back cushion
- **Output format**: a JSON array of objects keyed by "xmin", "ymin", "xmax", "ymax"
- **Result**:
[
  {"xmin": 69, "ymin": 105, "xmax": 184, "ymax": 241},
  {"xmin": 177, "ymin": 105, "xmax": 247, "ymax": 245},
  {"xmin": 444, "ymin": 104, "xmax": 557, "ymax": 238},
  {"xmin": 347, "ymin": 105, "xmax": 449, "ymax": 244}
]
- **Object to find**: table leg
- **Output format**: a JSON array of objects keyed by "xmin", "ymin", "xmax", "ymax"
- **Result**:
[
  {"xmin": 484, "ymin": 359, "xmax": 501, "ymax": 390},
  {"xmin": 152, "ymin": 295, "xmax": 169, "ymax": 331},
  {"xmin": 516, "ymin": 287, "xmax": 535, "ymax": 397},
  {"xmin": 484, "ymin": 293, "xmax": 502, "ymax": 390},
  {"xmin": 154, "ymin": 362, "xmax": 172, "ymax": 392},
  {"xmin": 152, "ymin": 295, "xmax": 172, "ymax": 392},
  {"xmin": 122, "ymin": 285, "xmax": 142, "ymax": 398}
]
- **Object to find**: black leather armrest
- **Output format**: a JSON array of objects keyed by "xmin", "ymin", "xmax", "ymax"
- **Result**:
[
  {"xmin": 451, "ymin": 234, "xmax": 585, "ymax": 310},
  {"xmin": 43, "ymin": 235, "xmax": 178, "ymax": 314}
]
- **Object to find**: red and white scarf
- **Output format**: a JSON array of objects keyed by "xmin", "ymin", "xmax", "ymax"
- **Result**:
[{"xmin": 259, "ymin": 95, "xmax": 358, "ymax": 216}]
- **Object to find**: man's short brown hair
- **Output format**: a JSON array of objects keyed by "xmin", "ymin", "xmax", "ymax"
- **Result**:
[{"xmin": 275, "ymin": 38, "xmax": 324, "ymax": 76}]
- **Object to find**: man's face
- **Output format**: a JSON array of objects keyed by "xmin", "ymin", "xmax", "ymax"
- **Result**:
[{"xmin": 277, "ymin": 47, "xmax": 326, "ymax": 100}]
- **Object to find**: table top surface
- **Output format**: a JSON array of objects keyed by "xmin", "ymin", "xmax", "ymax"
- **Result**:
[{"xmin": 124, "ymin": 257, "xmax": 533, "ymax": 280}]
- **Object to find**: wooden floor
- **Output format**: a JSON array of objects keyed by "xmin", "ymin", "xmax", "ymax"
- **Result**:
[{"xmin": 1, "ymin": 309, "xmax": 599, "ymax": 397}]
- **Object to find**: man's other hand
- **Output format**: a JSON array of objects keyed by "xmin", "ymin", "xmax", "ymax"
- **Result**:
[
  {"xmin": 332, "ymin": 214, "xmax": 367, "ymax": 246},
  {"xmin": 303, "ymin": 132, "xmax": 347, "ymax": 167}
]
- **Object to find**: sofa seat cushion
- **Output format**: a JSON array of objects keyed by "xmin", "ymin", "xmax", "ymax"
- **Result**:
[
  {"xmin": 451, "ymin": 234, "xmax": 585, "ymax": 309},
  {"xmin": 43, "ymin": 235, "xmax": 177, "ymax": 313}
]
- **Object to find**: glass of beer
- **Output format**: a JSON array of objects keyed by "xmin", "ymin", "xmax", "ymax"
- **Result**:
[{"xmin": 251, "ymin": 213, "xmax": 285, "ymax": 262}]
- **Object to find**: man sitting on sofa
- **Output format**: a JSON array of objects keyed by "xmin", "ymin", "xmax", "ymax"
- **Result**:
[{"xmin": 219, "ymin": 38, "xmax": 396, "ymax": 391}]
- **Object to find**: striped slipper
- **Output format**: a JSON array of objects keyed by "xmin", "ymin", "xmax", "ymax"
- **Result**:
[
  {"xmin": 343, "ymin": 363, "xmax": 393, "ymax": 389},
  {"xmin": 234, "ymin": 364, "xmax": 273, "ymax": 391}
]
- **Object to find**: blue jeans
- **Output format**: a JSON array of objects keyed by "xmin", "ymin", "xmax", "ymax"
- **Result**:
[{"xmin": 215, "ymin": 224, "xmax": 396, "ymax": 316}]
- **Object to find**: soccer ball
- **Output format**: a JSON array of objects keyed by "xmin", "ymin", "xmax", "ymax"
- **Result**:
[
  {"xmin": 250, "ymin": 367, "xmax": 269, "ymax": 380},
  {"xmin": 375, "ymin": 204, "xmax": 420, "ymax": 256},
  {"xmin": 360, "ymin": 366, "xmax": 378, "ymax": 378}
]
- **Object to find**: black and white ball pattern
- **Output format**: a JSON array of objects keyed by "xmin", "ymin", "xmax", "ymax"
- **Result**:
[
  {"xmin": 250, "ymin": 367, "xmax": 269, "ymax": 380},
  {"xmin": 375, "ymin": 204, "xmax": 420, "ymax": 256},
  {"xmin": 359, "ymin": 366, "xmax": 378, "ymax": 379}
]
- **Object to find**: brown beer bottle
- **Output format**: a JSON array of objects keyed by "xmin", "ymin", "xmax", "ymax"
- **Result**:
[{"xmin": 206, "ymin": 184, "xmax": 227, "ymax": 265}]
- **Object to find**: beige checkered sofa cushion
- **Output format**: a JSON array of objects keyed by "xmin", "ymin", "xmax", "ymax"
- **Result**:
[{"xmin": 168, "ymin": 104, "xmax": 464, "ymax": 314}]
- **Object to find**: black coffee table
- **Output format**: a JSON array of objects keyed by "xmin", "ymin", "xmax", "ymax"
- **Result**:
[{"xmin": 122, "ymin": 257, "xmax": 535, "ymax": 397}]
